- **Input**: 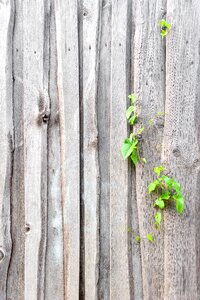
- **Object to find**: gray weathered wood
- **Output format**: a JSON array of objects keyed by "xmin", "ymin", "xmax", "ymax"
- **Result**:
[
  {"xmin": 134, "ymin": 1, "xmax": 166, "ymax": 299},
  {"xmin": 110, "ymin": 0, "xmax": 130, "ymax": 298},
  {"xmin": 0, "ymin": 1, "xmax": 12, "ymax": 299},
  {"xmin": 82, "ymin": 1, "xmax": 101, "ymax": 299},
  {"xmin": 162, "ymin": 1, "xmax": 200, "ymax": 299},
  {"xmin": 1, "ymin": 1, "xmax": 200, "ymax": 299},
  {"xmin": 45, "ymin": 3, "xmax": 64, "ymax": 299},
  {"xmin": 97, "ymin": 1, "xmax": 111, "ymax": 299},
  {"xmin": 55, "ymin": 0, "xmax": 80, "ymax": 299}
]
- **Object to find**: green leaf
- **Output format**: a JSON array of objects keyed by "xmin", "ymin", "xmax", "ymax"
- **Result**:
[
  {"xmin": 161, "ymin": 190, "xmax": 170, "ymax": 200},
  {"xmin": 147, "ymin": 233, "xmax": 154, "ymax": 242},
  {"xmin": 155, "ymin": 212, "xmax": 162, "ymax": 225},
  {"xmin": 172, "ymin": 181, "xmax": 181, "ymax": 193},
  {"xmin": 121, "ymin": 140, "xmax": 135, "ymax": 159},
  {"xmin": 128, "ymin": 115, "xmax": 137, "ymax": 125},
  {"xmin": 154, "ymin": 165, "xmax": 166, "ymax": 176},
  {"xmin": 173, "ymin": 193, "xmax": 184, "ymax": 214},
  {"xmin": 135, "ymin": 235, "xmax": 141, "ymax": 243},
  {"xmin": 161, "ymin": 175, "xmax": 173, "ymax": 189},
  {"xmin": 138, "ymin": 126, "xmax": 145, "ymax": 134},
  {"xmin": 128, "ymin": 93, "xmax": 137, "ymax": 104},
  {"xmin": 159, "ymin": 19, "xmax": 172, "ymax": 38},
  {"xmin": 131, "ymin": 148, "xmax": 139, "ymax": 166},
  {"xmin": 155, "ymin": 198, "xmax": 165, "ymax": 209},
  {"xmin": 148, "ymin": 180, "xmax": 159, "ymax": 194},
  {"xmin": 126, "ymin": 106, "xmax": 135, "ymax": 119}
]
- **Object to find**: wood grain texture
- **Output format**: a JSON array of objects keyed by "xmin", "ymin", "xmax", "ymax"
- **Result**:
[
  {"xmin": 97, "ymin": 1, "xmax": 111, "ymax": 299},
  {"xmin": 162, "ymin": 1, "xmax": 200, "ymax": 299},
  {"xmin": 45, "ymin": 3, "xmax": 64, "ymax": 299},
  {"xmin": 1, "ymin": 1, "xmax": 200, "ymax": 299},
  {"xmin": 22, "ymin": 1, "xmax": 48, "ymax": 298},
  {"xmin": 54, "ymin": 0, "xmax": 80, "ymax": 299},
  {"xmin": 134, "ymin": 1, "xmax": 166, "ymax": 299},
  {"xmin": 110, "ymin": 0, "xmax": 130, "ymax": 298},
  {"xmin": 82, "ymin": 1, "xmax": 101, "ymax": 299},
  {"xmin": 7, "ymin": 0, "xmax": 25, "ymax": 298},
  {"xmin": 0, "ymin": 1, "xmax": 12, "ymax": 299}
]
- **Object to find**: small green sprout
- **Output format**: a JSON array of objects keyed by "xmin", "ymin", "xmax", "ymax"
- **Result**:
[
  {"xmin": 159, "ymin": 19, "xmax": 172, "ymax": 38},
  {"xmin": 135, "ymin": 235, "xmax": 141, "ymax": 243},
  {"xmin": 147, "ymin": 233, "xmax": 154, "ymax": 242}
]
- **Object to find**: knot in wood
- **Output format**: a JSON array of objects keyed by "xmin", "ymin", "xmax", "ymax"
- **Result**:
[
  {"xmin": 172, "ymin": 148, "xmax": 181, "ymax": 157},
  {"xmin": 25, "ymin": 224, "xmax": 31, "ymax": 234}
]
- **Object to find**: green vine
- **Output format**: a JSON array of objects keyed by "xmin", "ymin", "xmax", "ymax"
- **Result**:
[
  {"xmin": 122, "ymin": 20, "xmax": 184, "ymax": 244},
  {"xmin": 121, "ymin": 94, "xmax": 146, "ymax": 165},
  {"xmin": 148, "ymin": 166, "xmax": 184, "ymax": 229}
]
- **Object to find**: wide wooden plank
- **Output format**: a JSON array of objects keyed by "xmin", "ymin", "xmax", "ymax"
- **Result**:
[
  {"xmin": 0, "ymin": 1, "xmax": 12, "ymax": 299},
  {"xmin": 133, "ymin": 1, "xmax": 166, "ymax": 299},
  {"xmin": 22, "ymin": 1, "xmax": 48, "ymax": 299},
  {"xmin": 110, "ymin": 0, "xmax": 130, "ymax": 298},
  {"xmin": 163, "ymin": 1, "xmax": 200, "ymax": 298},
  {"xmin": 55, "ymin": 0, "xmax": 80, "ymax": 299},
  {"xmin": 82, "ymin": 0, "xmax": 101, "ymax": 299}
]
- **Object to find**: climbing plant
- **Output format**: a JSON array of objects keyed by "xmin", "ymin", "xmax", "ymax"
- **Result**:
[
  {"xmin": 121, "ymin": 94, "xmax": 146, "ymax": 166},
  {"xmin": 122, "ymin": 19, "xmax": 184, "ymax": 243}
]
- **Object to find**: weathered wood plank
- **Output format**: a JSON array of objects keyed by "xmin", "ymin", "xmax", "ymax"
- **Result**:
[
  {"xmin": 0, "ymin": 1, "xmax": 12, "ymax": 299},
  {"xmin": 110, "ymin": 0, "xmax": 130, "ymax": 298},
  {"xmin": 7, "ymin": 1, "xmax": 25, "ymax": 298},
  {"xmin": 22, "ymin": 1, "xmax": 48, "ymax": 298},
  {"xmin": 97, "ymin": 1, "xmax": 111, "ymax": 299},
  {"xmin": 55, "ymin": 0, "xmax": 80, "ymax": 299},
  {"xmin": 82, "ymin": 0, "xmax": 101, "ymax": 299},
  {"xmin": 45, "ymin": 3, "xmax": 64, "ymax": 299},
  {"xmin": 163, "ymin": 1, "xmax": 200, "ymax": 298},
  {"xmin": 134, "ymin": 1, "xmax": 166, "ymax": 299},
  {"xmin": 128, "ymin": 2, "xmax": 143, "ymax": 299}
]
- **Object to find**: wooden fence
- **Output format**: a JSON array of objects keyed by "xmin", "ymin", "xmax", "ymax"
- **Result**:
[{"xmin": 0, "ymin": 0, "xmax": 200, "ymax": 299}]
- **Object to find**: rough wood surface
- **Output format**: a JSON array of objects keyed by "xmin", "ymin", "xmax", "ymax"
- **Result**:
[
  {"xmin": 110, "ymin": 1, "xmax": 130, "ymax": 299},
  {"xmin": 134, "ymin": 1, "xmax": 166, "ymax": 299},
  {"xmin": 0, "ymin": 1, "xmax": 200, "ymax": 299},
  {"xmin": 82, "ymin": 1, "xmax": 101, "ymax": 299},
  {"xmin": 162, "ymin": 1, "xmax": 200, "ymax": 299},
  {"xmin": 0, "ymin": 1, "xmax": 12, "ymax": 299},
  {"xmin": 55, "ymin": 0, "xmax": 80, "ymax": 299}
]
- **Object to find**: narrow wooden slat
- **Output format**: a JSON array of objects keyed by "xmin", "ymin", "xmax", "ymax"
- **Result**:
[
  {"xmin": 82, "ymin": 1, "xmax": 102, "ymax": 299},
  {"xmin": 7, "ymin": 0, "xmax": 25, "ymax": 297},
  {"xmin": 110, "ymin": 1, "xmax": 130, "ymax": 298},
  {"xmin": 128, "ymin": 2, "xmax": 143, "ymax": 299},
  {"xmin": 133, "ymin": 1, "xmax": 166, "ymax": 298},
  {"xmin": 55, "ymin": 0, "xmax": 80, "ymax": 299},
  {"xmin": 45, "ymin": 3, "xmax": 64, "ymax": 299},
  {"xmin": 97, "ymin": 1, "xmax": 111, "ymax": 299},
  {"xmin": 163, "ymin": 1, "xmax": 200, "ymax": 298},
  {"xmin": 0, "ymin": 1, "xmax": 12, "ymax": 299}
]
